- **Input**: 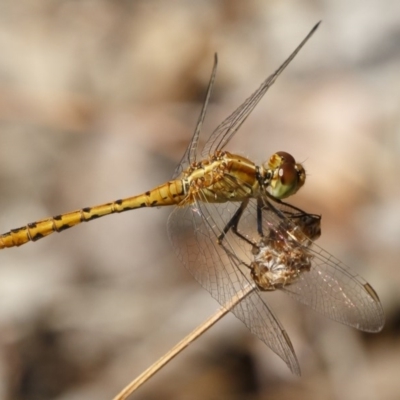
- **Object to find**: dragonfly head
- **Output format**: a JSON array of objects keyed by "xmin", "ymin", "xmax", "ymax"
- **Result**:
[{"xmin": 263, "ymin": 151, "xmax": 306, "ymax": 199}]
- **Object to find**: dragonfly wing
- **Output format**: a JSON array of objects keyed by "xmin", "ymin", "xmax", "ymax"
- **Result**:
[
  {"xmin": 172, "ymin": 54, "xmax": 218, "ymax": 179},
  {"xmin": 200, "ymin": 22, "xmax": 320, "ymax": 158},
  {"xmin": 253, "ymin": 197, "xmax": 385, "ymax": 333},
  {"xmin": 281, "ymin": 245, "xmax": 385, "ymax": 332},
  {"xmin": 167, "ymin": 201, "xmax": 300, "ymax": 375},
  {"xmin": 227, "ymin": 262, "xmax": 300, "ymax": 376}
]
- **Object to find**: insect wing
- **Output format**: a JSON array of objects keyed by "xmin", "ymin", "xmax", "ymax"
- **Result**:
[
  {"xmin": 281, "ymin": 244, "xmax": 385, "ymax": 332},
  {"xmin": 256, "ymin": 199, "xmax": 385, "ymax": 333},
  {"xmin": 200, "ymin": 22, "xmax": 320, "ymax": 158},
  {"xmin": 167, "ymin": 201, "xmax": 301, "ymax": 375},
  {"xmin": 172, "ymin": 54, "xmax": 218, "ymax": 179}
]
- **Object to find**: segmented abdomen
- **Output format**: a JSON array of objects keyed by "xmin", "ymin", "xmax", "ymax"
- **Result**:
[{"xmin": 0, "ymin": 180, "xmax": 185, "ymax": 249}]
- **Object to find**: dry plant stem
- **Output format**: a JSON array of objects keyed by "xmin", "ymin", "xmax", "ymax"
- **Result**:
[{"xmin": 113, "ymin": 284, "xmax": 255, "ymax": 400}]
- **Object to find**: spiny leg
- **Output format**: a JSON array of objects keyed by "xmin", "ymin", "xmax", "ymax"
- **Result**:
[
  {"xmin": 264, "ymin": 192, "xmax": 307, "ymax": 219},
  {"xmin": 216, "ymin": 199, "xmax": 255, "ymax": 247},
  {"xmin": 220, "ymin": 195, "xmax": 308, "ymax": 248},
  {"xmin": 216, "ymin": 197, "xmax": 267, "ymax": 257},
  {"xmin": 256, "ymin": 197, "xmax": 264, "ymax": 237},
  {"xmin": 237, "ymin": 196, "xmax": 287, "ymax": 250}
]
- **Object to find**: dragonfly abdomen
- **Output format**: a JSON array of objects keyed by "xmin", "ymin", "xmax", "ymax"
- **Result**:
[{"xmin": 0, "ymin": 180, "xmax": 185, "ymax": 249}]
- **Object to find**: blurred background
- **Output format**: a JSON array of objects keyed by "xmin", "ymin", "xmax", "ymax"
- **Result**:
[{"xmin": 0, "ymin": 1, "xmax": 399, "ymax": 399}]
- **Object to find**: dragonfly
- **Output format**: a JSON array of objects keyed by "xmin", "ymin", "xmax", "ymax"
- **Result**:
[{"xmin": 0, "ymin": 22, "xmax": 384, "ymax": 374}]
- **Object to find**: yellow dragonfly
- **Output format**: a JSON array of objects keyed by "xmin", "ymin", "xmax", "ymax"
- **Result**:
[{"xmin": 0, "ymin": 22, "xmax": 384, "ymax": 374}]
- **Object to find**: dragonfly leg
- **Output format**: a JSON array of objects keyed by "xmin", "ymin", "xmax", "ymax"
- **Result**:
[
  {"xmin": 256, "ymin": 197, "xmax": 264, "ymax": 237},
  {"xmin": 264, "ymin": 193, "xmax": 306, "ymax": 218},
  {"xmin": 217, "ymin": 199, "xmax": 256, "ymax": 247}
]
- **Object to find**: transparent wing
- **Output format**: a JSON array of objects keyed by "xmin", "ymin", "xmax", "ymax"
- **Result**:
[
  {"xmin": 167, "ymin": 200, "xmax": 301, "ymax": 375},
  {"xmin": 281, "ymin": 244, "xmax": 385, "ymax": 332},
  {"xmin": 253, "ymin": 199, "xmax": 385, "ymax": 333},
  {"xmin": 195, "ymin": 192, "xmax": 384, "ymax": 333},
  {"xmin": 200, "ymin": 22, "xmax": 320, "ymax": 158},
  {"xmin": 167, "ymin": 165, "xmax": 383, "ymax": 375},
  {"xmin": 172, "ymin": 54, "xmax": 218, "ymax": 179}
]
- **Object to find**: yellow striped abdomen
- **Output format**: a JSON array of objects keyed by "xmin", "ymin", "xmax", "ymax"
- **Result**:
[{"xmin": 0, "ymin": 180, "xmax": 185, "ymax": 249}]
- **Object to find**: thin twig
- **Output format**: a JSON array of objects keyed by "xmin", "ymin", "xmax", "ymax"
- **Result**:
[{"xmin": 113, "ymin": 284, "xmax": 255, "ymax": 400}]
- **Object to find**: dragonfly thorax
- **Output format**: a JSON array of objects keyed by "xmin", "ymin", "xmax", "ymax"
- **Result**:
[{"xmin": 182, "ymin": 151, "xmax": 260, "ymax": 203}]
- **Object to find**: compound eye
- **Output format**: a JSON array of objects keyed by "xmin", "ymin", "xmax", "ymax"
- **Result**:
[
  {"xmin": 273, "ymin": 163, "xmax": 304, "ymax": 198},
  {"xmin": 295, "ymin": 163, "xmax": 306, "ymax": 188},
  {"xmin": 267, "ymin": 151, "xmax": 295, "ymax": 170},
  {"xmin": 265, "ymin": 153, "xmax": 306, "ymax": 199},
  {"xmin": 278, "ymin": 163, "xmax": 297, "ymax": 187}
]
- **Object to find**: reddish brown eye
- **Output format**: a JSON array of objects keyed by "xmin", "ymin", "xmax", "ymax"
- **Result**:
[
  {"xmin": 267, "ymin": 151, "xmax": 297, "ymax": 171},
  {"xmin": 295, "ymin": 163, "xmax": 306, "ymax": 189},
  {"xmin": 278, "ymin": 163, "xmax": 297, "ymax": 186},
  {"xmin": 264, "ymin": 152, "xmax": 306, "ymax": 199}
]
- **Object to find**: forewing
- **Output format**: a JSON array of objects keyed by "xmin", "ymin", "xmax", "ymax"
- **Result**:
[
  {"xmin": 201, "ymin": 22, "xmax": 320, "ymax": 158},
  {"xmin": 172, "ymin": 54, "xmax": 218, "ymax": 179},
  {"xmin": 167, "ymin": 200, "xmax": 300, "ymax": 375},
  {"xmin": 254, "ymin": 199, "xmax": 385, "ymax": 333}
]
